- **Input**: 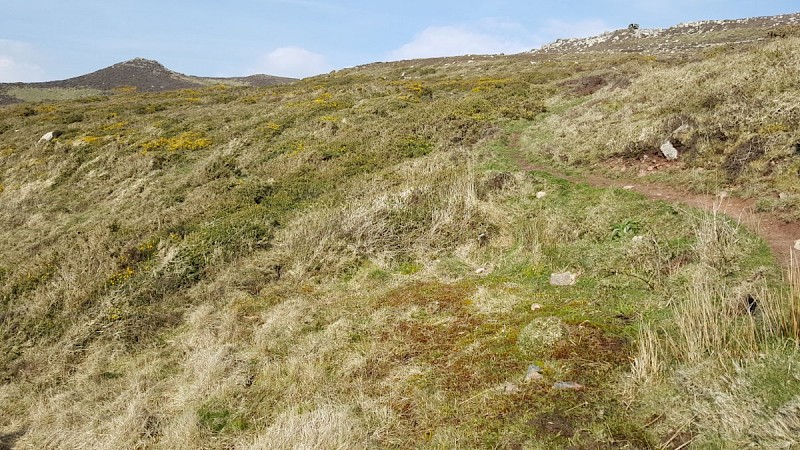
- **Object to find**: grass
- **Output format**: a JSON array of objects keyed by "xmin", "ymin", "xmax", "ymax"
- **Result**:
[
  {"xmin": 5, "ymin": 87, "xmax": 104, "ymax": 102},
  {"xmin": 0, "ymin": 28, "xmax": 798, "ymax": 449}
]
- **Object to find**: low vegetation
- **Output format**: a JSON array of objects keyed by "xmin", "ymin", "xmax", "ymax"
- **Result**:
[{"xmin": 0, "ymin": 28, "xmax": 798, "ymax": 449}]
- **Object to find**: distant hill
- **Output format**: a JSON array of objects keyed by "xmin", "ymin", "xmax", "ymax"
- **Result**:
[{"xmin": 0, "ymin": 57, "xmax": 296, "ymax": 105}]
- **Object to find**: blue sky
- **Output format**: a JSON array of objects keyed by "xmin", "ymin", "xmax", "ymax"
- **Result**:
[{"xmin": 1, "ymin": 1, "xmax": 797, "ymax": 81}]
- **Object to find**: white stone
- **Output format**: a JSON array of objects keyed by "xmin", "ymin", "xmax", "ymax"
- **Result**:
[
  {"xmin": 794, "ymin": 240, "xmax": 800, "ymax": 251},
  {"xmin": 632, "ymin": 235, "xmax": 645, "ymax": 244},
  {"xmin": 530, "ymin": 303, "xmax": 543, "ymax": 311},
  {"xmin": 536, "ymin": 191, "xmax": 547, "ymax": 199},
  {"xmin": 475, "ymin": 268, "xmax": 487, "ymax": 275},
  {"xmin": 39, "ymin": 131, "xmax": 55, "ymax": 142},
  {"xmin": 623, "ymin": 185, "xmax": 635, "ymax": 190},
  {"xmin": 660, "ymin": 140, "xmax": 679, "ymax": 160},
  {"xmin": 550, "ymin": 272, "xmax": 577, "ymax": 286}
]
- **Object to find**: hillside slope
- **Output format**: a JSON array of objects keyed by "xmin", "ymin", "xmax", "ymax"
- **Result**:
[{"xmin": 0, "ymin": 13, "xmax": 799, "ymax": 450}]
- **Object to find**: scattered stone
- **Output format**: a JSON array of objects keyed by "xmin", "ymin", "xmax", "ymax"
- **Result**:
[
  {"xmin": 500, "ymin": 382, "xmax": 520, "ymax": 394},
  {"xmin": 525, "ymin": 371, "xmax": 544, "ymax": 383},
  {"xmin": 632, "ymin": 235, "xmax": 645, "ymax": 244},
  {"xmin": 550, "ymin": 272, "xmax": 577, "ymax": 286},
  {"xmin": 794, "ymin": 239, "xmax": 800, "ymax": 251},
  {"xmin": 39, "ymin": 131, "xmax": 55, "ymax": 143},
  {"xmin": 660, "ymin": 140, "xmax": 679, "ymax": 160},
  {"xmin": 530, "ymin": 303, "xmax": 543, "ymax": 311},
  {"xmin": 475, "ymin": 267, "xmax": 487, "ymax": 275},
  {"xmin": 553, "ymin": 381, "xmax": 584, "ymax": 390},
  {"xmin": 525, "ymin": 364, "xmax": 544, "ymax": 383},
  {"xmin": 536, "ymin": 191, "xmax": 547, "ymax": 199},
  {"xmin": 623, "ymin": 185, "xmax": 635, "ymax": 190}
]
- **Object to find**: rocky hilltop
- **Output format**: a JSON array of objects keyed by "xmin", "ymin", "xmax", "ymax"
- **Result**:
[
  {"xmin": 537, "ymin": 12, "xmax": 800, "ymax": 54},
  {"xmin": 0, "ymin": 58, "xmax": 296, "ymax": 104}
]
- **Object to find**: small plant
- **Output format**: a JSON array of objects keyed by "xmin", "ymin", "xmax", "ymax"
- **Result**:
[{"xmin": 610, "ymin": 219, "xmax": 641, "ymax": 240}]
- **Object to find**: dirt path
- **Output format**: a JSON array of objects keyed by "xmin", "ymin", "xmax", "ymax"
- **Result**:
[{"xmin": 508, "ymin": 148, "xmax": 800, "ymax": 269}]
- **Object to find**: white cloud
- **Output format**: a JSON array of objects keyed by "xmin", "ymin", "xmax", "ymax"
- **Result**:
[
  {"xmin": 389, "ymin": 26, "xmax": 530, "ymax": 60},
  {"xmin": 254, "ymin": 46, "xmax": 331, "ymax": 78},
  {"xmin": 0, "ymin": 40, "xmax": 46, "ymax": 82},
  {"xmin": 388, "ymin": 18, "xmax": 614, "ymax": 61}
]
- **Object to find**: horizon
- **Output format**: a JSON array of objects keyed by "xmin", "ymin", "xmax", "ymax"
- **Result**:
[{"xmin": 1, "ymin": 1, "xmax": 798, "ymax": 82}]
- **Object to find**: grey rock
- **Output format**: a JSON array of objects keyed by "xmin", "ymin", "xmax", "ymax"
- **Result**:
[
  {"xmin": 39, "ymin": 131, "xmax": 55, "ymax": 143},
  {"xmin": 660, "ymin": 140, "xmax": 679, "ymax": 160},
  {"xmin": 550, "ymin": 272, "xmax": 577, "ymax": 286},
  {"xmin": 553, "ymin": 381, "xmax": 584, "ymax": 390},
  {"xmin": 525, "ymin": 364, "xmax": 544, "ymax": 383}
]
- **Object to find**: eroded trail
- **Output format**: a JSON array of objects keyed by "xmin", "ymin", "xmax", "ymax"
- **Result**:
[{"xmin": 509, "ymin": 149, "xmax": 800, "ymax": 269}]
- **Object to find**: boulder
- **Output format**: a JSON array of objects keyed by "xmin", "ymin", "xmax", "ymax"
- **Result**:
[
  {"xmin": 38, "ymin": 130, "xmax": 63, "ymax": 144},
  {"xmin": 39, "ymin": 131, "xmax": 55, "ymax": 142},
  {"xmin": 660, "ymin": 140, "xmax": 679, "ymax": 160}
]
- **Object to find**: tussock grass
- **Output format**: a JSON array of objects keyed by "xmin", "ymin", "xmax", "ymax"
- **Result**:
[
  {"xmin": 523, "ymin": 37, "xmax": 800, "ymax": 209},
  {"xmin": 627, "ymin": 211, "xmax": 800, "ymax": 447},
  {"xmin": 1, "ymin": 31, "xmax": 799, "ymax": 448}
]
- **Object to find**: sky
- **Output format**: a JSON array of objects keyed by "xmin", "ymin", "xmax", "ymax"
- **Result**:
[{"xmin": 0, "ymin": 1, "xmax": 797, "ymax": 82}]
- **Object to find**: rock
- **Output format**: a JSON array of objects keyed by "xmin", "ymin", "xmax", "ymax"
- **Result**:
[
  {"xmin": 536, "ymin": 191, "xmax": 547, "ymax": 199},
  {"xmin": 500, "ymin": 382, "xmax": 520, "ymax": 394},
  {"xmin": 525, "ymin": 364, "xmax": 544, "ymax": 383},
  {"xmin": 39, "ymin": 131, "xmax": 55, "ymax": 143},
  {"xmin": 717, "ymin": 191, "xmax": 729, "ymax": 199},
  {"xmin": 632, "ymin": 235, "xmax": 645, "ymax": 244},
  {"xmin": 530, "ymin": 303, "xmax": 542, "ymax": 311},
  {"xmin": 38, "ymin": 130, "xmax": 63, "ymax": 145},
  {"xmin": 794, "ymin": 239, "xmax": 800, "ymax": 251},
  {"xmin": 623, "ymin": 185, "xmax": 635, "ymax": 190},
  {"xmin": 553, "ymin": 381, "xmax": 584, "ymax": 390},
  {"xmin": 660, "ymin": 140, "xmax": 679, "ymax": 160},
  {"xmin": 475, "ymin": 267, "xmax": 487, "ymax": 275},
  {"xmin": 779, "ymin": 193, "xmax": 789, "ymax": 200},
  {"xmin": 550, "ymin": 272, "xmax": 577, "ymax": 286},
  {"xmin": 525, "ymin": 371, "xmax": 544, "ymax": 383}
]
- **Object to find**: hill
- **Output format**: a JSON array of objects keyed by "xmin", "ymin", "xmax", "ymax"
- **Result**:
[
  {"xmin": 0, "ymin": 58, "xmax": 296, "ymax": 105},
  {"xmin": 536, "ymin": 12, "xmax": 800, "ymax": 54},
  {"xmin": 0, "ymin": 12, "xmax": 799, "ymax": 449}
]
